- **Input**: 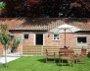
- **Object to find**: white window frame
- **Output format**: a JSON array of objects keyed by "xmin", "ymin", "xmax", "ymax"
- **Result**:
[
  {"xmin": 23, "ymin": 32, "xmax": 29, "ymax": 40},
  {"xmin": 9, "ymin": 33, "xmax": 14, "ymax": 38},
  {"xmin": 34, "ymin": 33, "xmax": 36, "ymax": 46},
  {"xmin": 53, "ymin": 34, "xmax": 59, "ymax": 41},
  {"xmin": 76, "ymin": 35, "xmax": 88, "ymax": 47}
]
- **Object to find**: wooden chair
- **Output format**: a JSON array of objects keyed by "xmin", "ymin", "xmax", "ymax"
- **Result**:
[
  {"xmin": 58, "ymin": 48, "xmax": 74, "ymax": 66},
  {"xmin": 45, "ymin": 49, "xmax": 56, "ymax": 63},
  {"xmin": 81, "ymin": 48, "xmax": 87, "ymax": 56},
  {"xmin": 74, "ymin": 48, "xmax": 87, "ymax": 63}
]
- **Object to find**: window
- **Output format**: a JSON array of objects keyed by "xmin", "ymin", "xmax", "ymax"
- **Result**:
[
  {"xmin": 9, "ymin": 34, "xmax": 14, "ymax": 40},
  {"xmin": 10, "ymin": 35, "xmax": 14, "ymax": 40},
  {"xmin": 53, "ymin": 34, "xmax": 59, "ymax": 40},
  {"xmin": 24, "ymin": 34, "xmax": 29, "ymax": 39},
  {"xmin": 77, "ymin": 37, "xmax": 87, "ymax": 43}
]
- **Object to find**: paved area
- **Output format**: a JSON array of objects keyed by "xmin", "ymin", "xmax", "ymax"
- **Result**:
[{"xmin": 0, "ymin": 52, "xmax": 21, "ymax": 64}]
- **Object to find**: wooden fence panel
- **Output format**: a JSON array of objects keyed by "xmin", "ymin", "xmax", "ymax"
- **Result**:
[
  {"xmin": 22, "ymin": 45, "xmax": 90, "ymax": 55},
  {"xmin": 23, "ymin": 46, "xmax": 60, "ymax": 55},
  {"xmin": 23, "ymin": 46, "xmax": 43, "ymax": 55},
  {"xmin": 43, "ymin": 46, "xmax": 60, "ymax": 55}
]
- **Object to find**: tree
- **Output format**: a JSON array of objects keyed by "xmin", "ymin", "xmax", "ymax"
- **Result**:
[
  {"xmin": 0, "ymin": 24, "xmax": 11, "ymax": 67},
  {"xmin": 0, "ymin": 1, "xmax": 6, "ymax": 15},
  {"xmin": 0, "ymin": 1, "xmax": 6, "ymax": 9},
  {"xmin": 0, "ymin": 0, "xmax": 25, "ymax": 17},
  {"xmin": 0, "ymin": 0, "xmax": 90, "ymax": 18}
]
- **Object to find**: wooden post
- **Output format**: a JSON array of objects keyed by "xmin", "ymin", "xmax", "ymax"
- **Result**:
[
  {"xmin": 41, "ymin": 45, "xmax": 43, "ymax": 56},
  {"xmin": 59, "ymin": 51, "xmax": 60, "ymax": 63},
  {"xmin": 35, "ymin": 46, "xmax": 37, "ymax": 56},
  {"xmin": 64, "ymin": 28, "xmax": 66, "ymax": 47},
  {"xmin": 46, "ymin": 49, "xmax": 48, "ymax": 63},
  {"xmin": 54, "ymin": 52, "xmax": 55, "ymax": 63}
]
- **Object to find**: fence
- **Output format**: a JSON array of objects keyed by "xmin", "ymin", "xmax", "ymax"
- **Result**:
[
  {"xmin": 23, "ymin": 46, "xmax": 60, "ymax": 55},
  {"xmin": 23, "ymin": 45, "xmax": 43, "ymax": 55},
  {"xmin": 22, "ymin": 45, "xmax": 90, "ymax": 56}
]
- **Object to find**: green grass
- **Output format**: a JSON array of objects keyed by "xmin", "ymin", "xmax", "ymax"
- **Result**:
[{"xmin": 0, "ymin": 56, "xmax": 90, "ymax": 71}]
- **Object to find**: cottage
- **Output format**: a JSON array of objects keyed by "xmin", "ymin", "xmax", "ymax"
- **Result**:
[{"xmin": 0, "ymin": 18, "xmax": 90, "ymax": 55}]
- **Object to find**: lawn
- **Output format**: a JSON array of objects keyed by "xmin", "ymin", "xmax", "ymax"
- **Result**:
[{"xmin": 0, "ymin": 56, "xmax": 90, "ymax": 71}]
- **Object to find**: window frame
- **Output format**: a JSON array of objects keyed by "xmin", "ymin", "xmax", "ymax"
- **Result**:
[
  {"xmin": 53, "ymin": 34, "xmax": 59, "ymax": 41},
  {"xmin": 77, "ymin": 37, "xmax": 87, "ymax": 43},
  {"xmin": 76, "ymin": 35, "xmax": 87, "ymax": 46},
  {"xmin": 9, "ymin": 33, "xmax": 14, "ymax": 40},
  {"xmin": 24, "ymin": 33, "xmax": 29, "ymax": 39}
]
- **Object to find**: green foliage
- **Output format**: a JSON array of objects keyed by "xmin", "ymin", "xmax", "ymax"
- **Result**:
[
  {"xmin": 11, "ymin": 37, "xmax": 21, "ymax": 52},
  {"xmin": 13, "ymin": 37, "xmax": 21, "ymax": 48},
  {"xmin": 0, "ymin": 1, "xmax": 6, "ymax": 9},
  {"xmin": 0, "ymin": 24, "xmax": 8, "ymax": 33},
  {"xmin": 0, "ymin": 33, "xmax": 10, "ymax": 46},
  {"xmin": 0, "ymin": 24, "xmax": 11, "ymax": 67},
  {"xmin": 0, "ymin": 24, "xmax": 10, "ymax": 49}
]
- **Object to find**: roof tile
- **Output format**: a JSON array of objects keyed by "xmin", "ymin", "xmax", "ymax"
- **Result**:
[{"xmin": 0, "ymin": 18, "xmax": 90, "ymax": 31}]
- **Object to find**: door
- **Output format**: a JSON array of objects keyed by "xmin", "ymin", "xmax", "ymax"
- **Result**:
[{"xmin": 36, "ymin": 34, "xmax": 43, "ymax": 45}]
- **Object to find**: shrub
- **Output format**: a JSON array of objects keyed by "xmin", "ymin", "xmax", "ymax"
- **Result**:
[{"xmin": 11, "ymin": 37, "xmax": 21, "ymax": 53}]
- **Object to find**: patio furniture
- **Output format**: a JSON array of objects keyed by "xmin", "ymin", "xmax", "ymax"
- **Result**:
[
  {"xmin": 81, "ymin": 48, "xmax": 87, "ymax": 56},
  {"xmin": 74, "ymin": 48, "xmax": 87, "ymax": 63},
  {"xmin": 45, "ymin": 49, "xmax": 56, "ymax": 63},
  {"xmin": 58, "ymin": 48, "xmax": 74, "ymax": 66}
]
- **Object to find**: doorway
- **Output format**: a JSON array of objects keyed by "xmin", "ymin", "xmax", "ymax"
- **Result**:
[{"xmin": 36, "ymin": 34, "xmax": 43, "ymax": 45}]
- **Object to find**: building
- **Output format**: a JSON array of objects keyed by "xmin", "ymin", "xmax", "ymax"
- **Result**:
[{"xmin": 0, "ymin": 18, "xmax": 90, "ymax": 55}]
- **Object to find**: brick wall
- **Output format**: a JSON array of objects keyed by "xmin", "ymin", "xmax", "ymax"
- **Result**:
[
  {"xmin": 23, "ymin": 33, "xmax": 35, "ymax": 46},
  {"xmin": 44, "ymin": 33, "xmax": 76, "ymax": 48},
  {"xmin": 0, "ymin": 43, "xmax": 3, "ymax": 56},
  {"xmin": 10, "ymin": 31, "xmax": 90, "ymax": 55}
]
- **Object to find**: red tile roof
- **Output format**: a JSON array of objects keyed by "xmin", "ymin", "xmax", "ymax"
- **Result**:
[
  {"xmin": 0, "ymin": 18, "xmax": 24, "ymax": 29},
  {"xmin": 0, "ymin": 18, "xmax": 90, "ymax": 31}
]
